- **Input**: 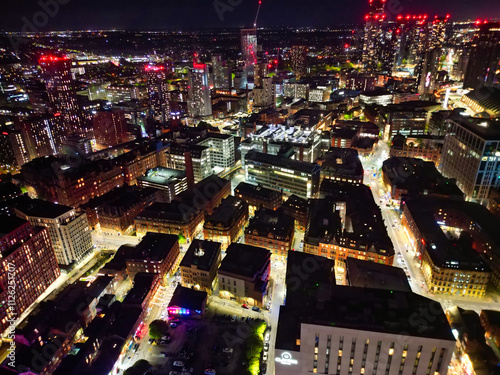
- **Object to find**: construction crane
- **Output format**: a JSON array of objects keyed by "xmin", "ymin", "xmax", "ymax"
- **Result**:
[{"xmin": 253, "ymin": 0, "xmax": 262, "ymax": 28}]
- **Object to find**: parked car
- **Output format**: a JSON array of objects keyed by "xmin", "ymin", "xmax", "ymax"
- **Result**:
[
  {"xmin": 205, "ymin": 369, "xmax": 216, "ymax": 375},
  {"xmin": 173, "ymin": 360, "xmax": 185, "ymax": 368},
  {"xmin": 222, "ymin": 348, "xmax": 233, "ymax": 353},
  {"xmin": 241, "ymin": 304, "xmax": 249, "ymax": 309},
  {"xmin": 170, "ymin": 322, "xmax": 178, "ymax": 328},
  {"xmin": 252, "ymin": 306, "xmax": 260, "ymax": 312}
]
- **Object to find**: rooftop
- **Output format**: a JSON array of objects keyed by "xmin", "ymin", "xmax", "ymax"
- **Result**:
[
  {"xmin": 245, "ymin": 150, "xmax": 320, "ymax": 174},
  {"xmin": 180, "ymin": 239, "xmax": 221, "ymax": 271},
  {"xmin": 205, "ymin": 196, "xmax": 248, "ymax": 228},
  {"xmin": 15, "ymin": 198, "xmax": 73, "ymax": 219},
  {"xmin": 128, "ymin": 232, "xmax": 179, "ymax": 262},
  {"xmin": 448, "ymin": 115, "xmax": 500, "ymax": 140},
  {"xmin": 234, "ymin": 182, "xmax": 282, "ymax": 201},
  {"xmin": 246, "ymin": 208, "xmax": 295, "ymax": 241},
  {"xmin": 168, "ymin": 285, "xmax": 207, "ymax": 311},
  {"xmin": 219, "ymin": 243, "xmax": 270, "ymax": 279},
  {"xmin": 137, "ymin": 167, "xmax": 186, "ymax": 186}
]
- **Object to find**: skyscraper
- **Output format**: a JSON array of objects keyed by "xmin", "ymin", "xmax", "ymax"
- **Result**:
[
  {"xmin": 241, "ymin": 28, "xmax": 258, "ymax": 82},
  {"xmin": 39, "ymin": 55, "xmax": 82, "ymax": 136},
  {"xmin": 145, "ymin": 64, "xmax": 171, "ymax": 123},
  {"xmin": 464, "ymin": 22, "xmax": 500, "ymax": 89},
  {"xmin": 188, "ymin": 63, "xmax": 212, "ymax": 118},
  {"xmin": 291, "ymin": 45, "xmax": 307, "ymax": 79},
  {"xmin": 362, "ymin": 0, "xmax": 387, "ymax": 71},
  {"xmin": 211, "ymin": 55, "xmax": 231, "ymax": 90}
]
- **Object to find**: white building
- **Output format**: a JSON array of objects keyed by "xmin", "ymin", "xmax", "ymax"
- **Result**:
[
  {"xmin": 15, "ymin": 199, "xmax": 93, "ymax": 265},
  {"xmin": 188, "ymin": 63, "xmax": 212, "ymax": 118},
  {"xmin": 197, "ymin": 132, "xmax": 235, "ymax": 171},
  {"xmin": 274, "ymin": 252, "xmax": 456, "ymax": 375},
  {"xmin": 252, "ymin": 77, "xmax": 276, "ymax": 110}
]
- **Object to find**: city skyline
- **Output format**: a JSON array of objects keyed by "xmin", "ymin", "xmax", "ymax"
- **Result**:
[{"xmin": 1, "ymin": 0, "xmax": 500, "ymax": 31}]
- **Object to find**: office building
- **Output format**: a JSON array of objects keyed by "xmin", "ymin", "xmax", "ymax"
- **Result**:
[
  {"xmin": 15, "ymin": 199, "xmax": 93, "ymax": 266},
  {"xmin": 378, "ymin": 101, "xmax": 440, "ymax": 141},
  {"xmin": 204, "ymin": 196, "xmax": 248, "ymax": 250},
  {"xmin": 234, "ymin": 182, "xmax": 283, "ymax": 215},
  {"xmin": 291, "ymin": 45, "xmax": 307, "ymax": 79},
  {"xmin": 82, "ymin": 185, "xmax": 157, "ymax": 235},
  {"xmin": 390, "ymin": 134, "xmax": 444, "ymax": 166},
  {"xmin": 280, "ymin": 194, "xmax": 308, "ymax": 232},
  {"xmin": 382, "ymin": 157, "xmax": 463, "ymax": 202},
  {"xmin": 165, "ymin": 143, "xmax": 212, "ymax": 184},
  {"xmin": 462, "ymin": 86, "xmax": 500, "ymax": 118},
  {"xmin": 39, "ymin": 55, "xmax": 82, "ymax": 135},
  {"xmin": 251, "ymin": 77, "xmax": 275, "ymax": 110},
  {"xmin": 439, "ymin": 116, "xmax": 500, "ymax": 204},
  {"xmin": 145, "ymin": 64, "xmax": 171, "ymax": 123},
  {"xmin": 463, "ymin": 22, "xmax": 500, "ymax": 89},
  {"xmin": 0, "ymin": 217, "xmax": 60, "ymax": 333},
  {"xmin": 402, "ymin": 197, "xmax": 491, "ymax": 297},
  {"xmin": 124, "ymin": 232, "xmax": 180, "ymax": 280},
  {"xmin": 196, "ymin": 132, "xmax": 235, "ymax": 171},
  {"xmin": 137, "ymin": 167, "xmax": 188, "ymax": 203},
  {"xmin": 317, "ymin": 148, "xmax": 364, "ymax": 185},
  {"xmin": 245, "ymin": 208, "xmax": 295, "ymax": 257},
  {"xmin": 218, "ymin": 243, "xmax": 270, "ymax": 308},
  {"xmin": 180, "ymin": 239, "xmax": 222, "ymax": 294},
  {"xmin": 93, "ymin": 109, "xmax": 128, "ymax": 148},
  {"xmin": 19, "ymin": 114, "xmax": 65, "ymax": 160},
  {"xmin": 245, "ymin": 151, "xmax": 321, "ymax": 199},
  {"xmin": 275, "ymin": 251, "xmax": 455, "ymax": 375},
  {"xmin": 188, "ymin": 63, "xmax": 212, "ymax": 118}
]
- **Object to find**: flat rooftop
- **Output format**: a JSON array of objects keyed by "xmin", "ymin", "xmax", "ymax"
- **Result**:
[
  {"xmin": 246, "ymin": 208, "xmax": 295, "ymax": 240},
  {"xmin": 138, "ymin": 167, "xmax": 186, "ymax": 185},
  {"xmin": 128, "ymin": 232, "xmax": 179, "ymax": 262},
  {"xmin": 346, "ymin": 257, "xmax": 411, "ymax": 292},
  {"xmin": 245, "ymin": 151, "xmax": 319, "ymax": 174},
  {"xmin": 234, "ymin": 182, "xmax": 282, "ymax": 201},
  {"xmin": 205, "ymin": 196, "xmax": 247, "ymax": 228},
  {"xmin": 219, "ymin": 243, "xmax": 270, "ymax": 279},
  {"xmin": 180, "ymin": 239, "xmax": 221, "ymax": 271},
  {"xmin": 15, "ymin": 198, "xmax": 73, "ymax": 218}
]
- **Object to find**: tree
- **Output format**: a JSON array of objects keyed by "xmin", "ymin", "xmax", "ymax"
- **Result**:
[
  {"xmin": 149, "ymin": 320, "xmax": 168, "ymax": 339},
  {"xmin": 123, "ymin": 360, "xmax": 151, "ymax": 375}
]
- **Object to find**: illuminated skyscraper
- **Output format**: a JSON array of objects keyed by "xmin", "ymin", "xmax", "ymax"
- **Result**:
[
  {"xmin": 241, "ymin": 28, "xmax": 258, "ymax": 82},
  {"xmin": 464, "ymin": 22, "xmax": 500, "ymax": 89},
  {"xmin": 93, "ymin": 109, "xmax": 128, "ymax": 148},
  {"xmin": 39, "ymin": 55, "xmax": 82, "ymax": 136},
  {"xmin": 146, "ymin": 64, "xmax": 171, "ymax": 123},
  {"xmin": 188, "ymin": 63, "xmax": 212, "ymax": 118},
  {"xmin": 362, "ymin": 0, "xmax": 389, "ymax": 72},
  {"xmin": 212, "ymin": 55, "xmax": 231, "ymax": 90},
  {"xmin": 291, "ymin": 45, "xmax": 307, "ymax": 79}
]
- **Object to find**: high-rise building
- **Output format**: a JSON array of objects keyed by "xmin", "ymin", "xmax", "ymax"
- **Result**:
[
  {"xmin": 291, "ymin": 45, "xmax": 307, "ymax": 79},
  {"xmin": 39, "ymin": 55, "xmax": 82, "ymax": 136},
  {"xmin": 19, "ymin": 114, "xmax": 64, "ymax": 160},
  {"xmin": 211, "ymin": 55, "xmax": 231, "ymax": 90},
  {"xmin": 464, "ymin": 22, "xmax": 500, "ymax": 89},
  {"xmin": 187, "ymin": 63, "xmax": 212, "ymax": 118},
  {"xmin": 0, "ymin": 217, "xmax": 60, "ymax": 333},
  {"xmin": 251, "ymin": 76, "xmax": 275, "ymax": 110},
  {"xmin": 196, "ymin": 132, "xmax": 235, "ymax": 170},
  {"xmin": 241, "ymin": 28, "xmax": 258, "ymax": 81},
  {"xmin": 93, "ymin": 109, "xmax": 128, "ymax": 148},
  {"xmin": 362, "ymin": 0, "xmax": 387, "ymax": 71},
  {"xmin": 440, "ymin": 116, "xmax": 500, "ymax": 204},
  {"xmin": 15, "ymin": 199, "xmax": 93, "ymax": 265},
  {"xmin": 145, "ymin": 64, "xmax": 171, "ymax": 123}
]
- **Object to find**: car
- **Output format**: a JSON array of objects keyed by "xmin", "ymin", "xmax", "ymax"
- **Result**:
[
  {"xmin": 222, "ymin": 347, "xmax": 233, "ymax": 353},
  {"xmin": 241, "ymin": 304, "xmax": 249, "ymax": 309},
  {"xmin": 204, "ymin": 370, "xmax": 216, "ymax": 375},
  {"xmin": 252, "ymin": 306, "xmax": 260, "ymax": 312},
  {"xmin": 173, "ymin": 360, "xmax": 185, "ymax": 368},
  {"xmin": 161, "ymin": 335, "xmax": 170, "ymax": 340},
  {"xmin": 264, "ymin": 342, "xmax": 269, "ymax": 351},
  {"xmin": 148, "ymin": 338, "xmax": 155, "ymax": 344},
  {"xmin": 263, "ymin": 352, "xmax": 268, "ymax": 361},
  {"xmin": 170, "ymin": 322, "xmax": 178, "ymax": 328},
  {"xmin": 231, "ymin": 315, "xmax": 236, "ymax": 322}
]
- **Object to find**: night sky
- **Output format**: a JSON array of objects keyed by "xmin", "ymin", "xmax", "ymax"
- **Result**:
[{"xmin": 1, "ymin": 0, "xmax": 499, "ymax": 31}]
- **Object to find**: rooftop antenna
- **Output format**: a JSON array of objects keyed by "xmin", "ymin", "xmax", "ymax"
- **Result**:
[{"xmin": 254, "ymin": 0, "xmax": 262, "ymax": 28}]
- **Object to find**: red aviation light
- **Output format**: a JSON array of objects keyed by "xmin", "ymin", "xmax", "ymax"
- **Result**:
[
  {"xmin": 365, "ymin": 15, "xmax": 370, "ymax": 20},
  {"xmin": 446, "ymin": 14, "xmax": 450, "ymax": 19},
  {"xmin": 406, "ymin": 15, "xmax": 410, "ymax": 20},
  {"xmin": 423, "ymin": 14, "xmax": 428, "ymax": 19},
  {"xmin": 397, "ymin": 15, "xmax": 402, "ymax": 20}
]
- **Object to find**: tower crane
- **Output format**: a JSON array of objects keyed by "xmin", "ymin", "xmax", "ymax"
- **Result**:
[{"xmin": 254, "ymin": 0, "xmax": 262, "ymax": 28}]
